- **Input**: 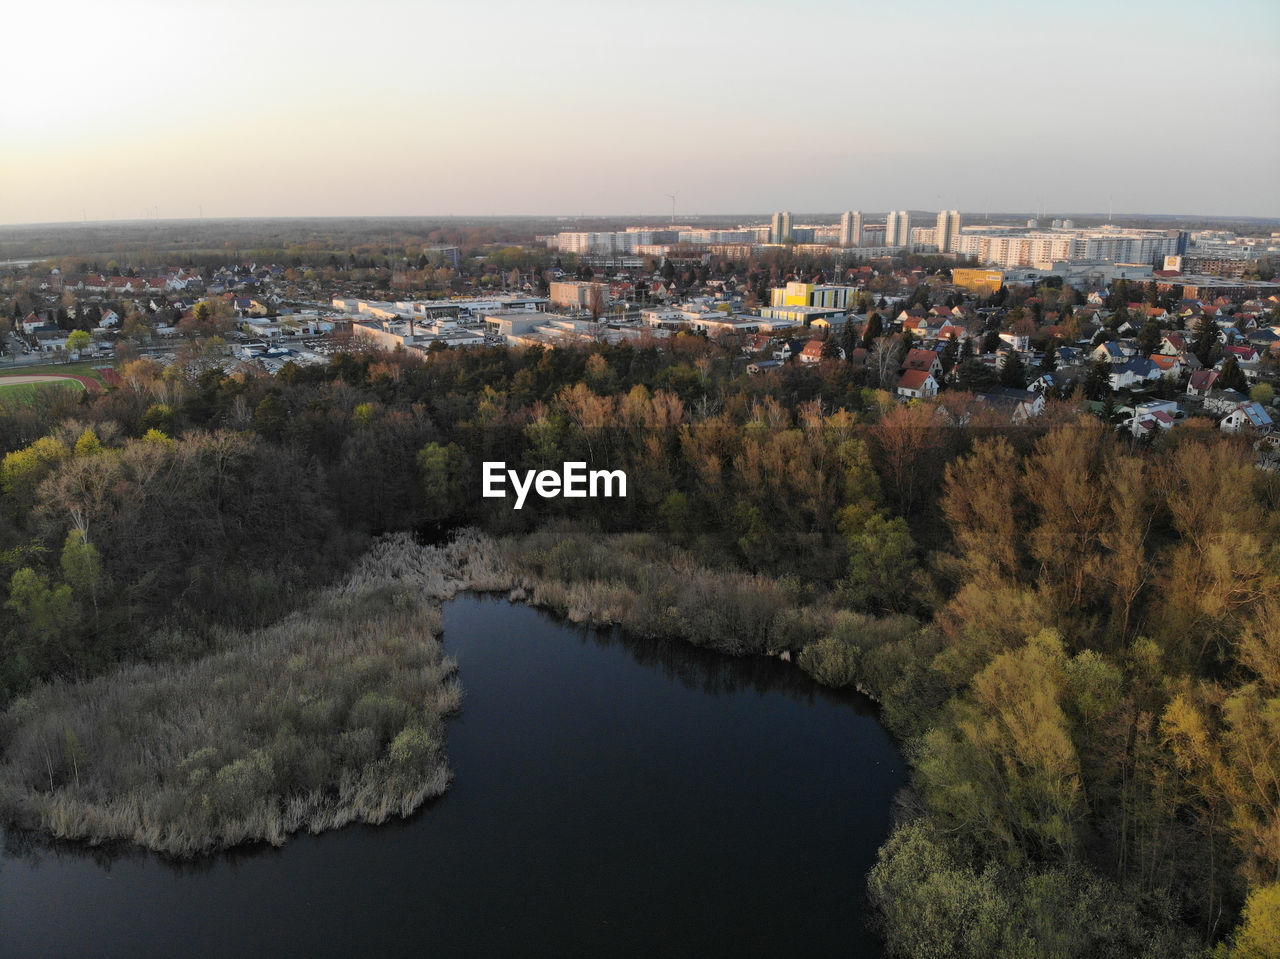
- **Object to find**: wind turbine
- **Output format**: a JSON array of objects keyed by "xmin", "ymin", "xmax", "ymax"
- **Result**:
[{"xmin": 665, "ymin": 192, "xmax": 678, "ymax": 225}]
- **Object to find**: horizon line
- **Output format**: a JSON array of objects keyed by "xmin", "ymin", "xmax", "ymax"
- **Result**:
[{"xmin": 4, "ymin": 211, "xmax": 1279, "ymax": 231}]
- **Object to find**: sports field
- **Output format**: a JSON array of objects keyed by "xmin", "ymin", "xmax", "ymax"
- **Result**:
[{"xmin": 0, "ymin": 373, "xmax": 95, "ymax": 405}]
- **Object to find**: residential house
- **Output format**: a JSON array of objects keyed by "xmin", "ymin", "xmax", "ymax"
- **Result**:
[
  {"xmin": 1248, "ymin": 329, "xmax": 1280, "ymax": 354},
  {"xmin": 773, "ymin": 338, "xmax": 808, "ymax": 362},
  {"xmin": 106, "ymin": 276, "xmax": 147, "ymax": 295},
  {"xmin": 1220, "ymin": 403, "xmax": 1274, "ymax": 434},
  {"xmin": 934, "ymin": 319, "xmax": 965, "ymax": 341},
  {"xmin": 1091, "ymin": 341, "xmax": 1128, "ymax": 365},
  {"xmin": 1223, "ymin": 345, "xmax": 1262, "ymax": 380},
  {"xmin": 977, "ymin": 388, "xmax": 1045, "ymax": 423},
  {"xmin": 896, "ymin": 369, "xmax": 939, "ymax": 400},
  {"xmin": 1225, "ymin": 345, "xmax": 1260, "ymax": 365},
  {"xmin": 902, "ymin": 348, "xmax": 942, "ymax": 377},
  {"xmin": 20, "ymin": 312, "xmax": 48, "ymax": 335},
  {"xmin": 1028, "ymin": 372, "xmax": 1057, "ymax": 394},
  {"xmin": 1110, "ymin": 357, "xmax": 1162, "ymax": 391},
  {"xmin": 1127, "ymin": 400, "xmax": 1180, "ymax": 437},
  {"xmin": 1203, "ymin": 389, "xmax": 1250, "ymax": 415},
  {"xmin": 1055, "ymin": 346, "xmax": 1085, "ymax": 366},
  {"xmin": 1149, "ymin": 354, "xmax": 1185, "ymax": 379},
  {"xmin": 799, "ymin": 340, "xmax": 840, "ymax": 364}
]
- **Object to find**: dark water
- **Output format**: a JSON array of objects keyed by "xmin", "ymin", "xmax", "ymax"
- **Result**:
[{"xmin": 0, "ymin": 595, "xmax": 905, "ymax": 958}]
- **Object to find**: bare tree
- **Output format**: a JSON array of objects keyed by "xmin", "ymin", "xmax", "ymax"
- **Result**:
[
  {"xmin": 587, "ymin": 282, "xmax": 605, "ymax": 321},
  {"xmin": 870, "ymin": 336, "xmax": 902, "ymax": 389}
]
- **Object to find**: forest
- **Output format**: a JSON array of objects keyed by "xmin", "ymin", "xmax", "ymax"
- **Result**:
[{"xmin": 0, "ymin": 334, "xmax": 1276, "ymax": 956}]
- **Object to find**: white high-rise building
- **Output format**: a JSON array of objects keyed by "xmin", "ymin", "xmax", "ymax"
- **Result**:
[
  {"xmin": 839, "ymin": 210, "xmax": 863, "ymax": 247},
  {"xmin": 770, "ymin": 211, "xmax": 793, "ymax": 244},
  {"xmin": 935, "ymin": 210, "xmax": 960, "ymax": 253},
  {"xmin": 885, "ymin": 210, "xmax": 910, "ymax": 248}
]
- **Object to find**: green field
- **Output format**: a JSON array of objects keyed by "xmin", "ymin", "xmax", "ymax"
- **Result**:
[{"xmin": 0, "ymin": 378, "xmax": 86, "ymax": 407}]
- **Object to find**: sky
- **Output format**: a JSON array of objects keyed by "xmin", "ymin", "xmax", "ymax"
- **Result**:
[{"xmin": 2, "ymin": 0, "xmax": 1278, "ymax": 225}]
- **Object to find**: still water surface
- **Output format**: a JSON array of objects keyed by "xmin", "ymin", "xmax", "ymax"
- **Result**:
[{"xmin": 0, "ymin": 594, "xmax": 905, "ymax": 958}]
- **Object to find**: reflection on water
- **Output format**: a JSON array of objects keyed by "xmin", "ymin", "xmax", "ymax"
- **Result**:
[
  {"xmin": 0, "ymin": 593, "xmax": 904, "ymax": 959},
  {"xmin": 565, "ymin": 611, "xmax": 876, "ymax": 710}
]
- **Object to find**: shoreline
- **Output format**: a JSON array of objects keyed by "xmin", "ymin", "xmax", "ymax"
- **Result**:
[{"xmin": 0, "ymin": 529, "xmax": 900, "ymax": 858}]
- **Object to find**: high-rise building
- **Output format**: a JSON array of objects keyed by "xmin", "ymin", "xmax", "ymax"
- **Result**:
[
  {"xmin": 935, "ymin": 210, "xmax": 960, "ymax": 253},
  {"xmin": 885, "ymin": 210, "xmax": 910, "ymax": 248},
  {"xmin": 839, "ymin": 210, "xmax": 863, "ymax": 247},
  {"xmin": 770, "ymin": 211, "xmax": 793, "ymax": 244}
]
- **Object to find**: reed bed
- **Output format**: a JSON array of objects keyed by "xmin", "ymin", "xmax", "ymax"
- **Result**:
[
  {"xmin": 497, "ymin": 527, "xmax": 922, "ymax": 711},
  {"xmin": 0, "ymin": 533, "xmax": 503, "ymax": 857}
]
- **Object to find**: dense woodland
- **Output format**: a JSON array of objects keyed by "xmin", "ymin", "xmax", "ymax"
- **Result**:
[{"xmin": 0, "ymin": 336, "xmax": 1277, "ymax": 956}]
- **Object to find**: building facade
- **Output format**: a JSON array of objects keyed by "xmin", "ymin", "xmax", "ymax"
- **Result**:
[
  {"xmin": 885, "ymin": 210, "xmax": 910, "ymax": 248},
  {"xmin": 770, "ymin": 211, "xmax": 794, "ymax": 244},
  {"xmin": 935, "ymin": 210, "xmax": 960, "ymax": 253},
  {"xmin": 839, "ymin": 211, "xmax": 863, "ymax": 247}
]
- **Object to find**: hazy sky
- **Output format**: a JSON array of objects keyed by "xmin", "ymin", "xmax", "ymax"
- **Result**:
[{"xmin": 3, "ymin": 0, "xmax": 1278, "ymax": 224}]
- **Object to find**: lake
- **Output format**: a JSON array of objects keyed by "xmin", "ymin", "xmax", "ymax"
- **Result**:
[{"xmin": 0, "ymin": 594, "xmax": 905, "ymax": 958}]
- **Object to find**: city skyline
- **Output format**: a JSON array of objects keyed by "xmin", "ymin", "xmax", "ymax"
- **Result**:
[{"xmin": 3, "ymin": 0, "xmax": 1278, "ymax": 225}]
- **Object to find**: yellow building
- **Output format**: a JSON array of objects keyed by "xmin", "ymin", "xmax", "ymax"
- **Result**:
[
  {"xmin": 951, "ymin": 268, "xmax": 1005, "ymax": 295},
  {"xmin": 769, "ymin": 282, "xmax": 854, "ymax": 309}
]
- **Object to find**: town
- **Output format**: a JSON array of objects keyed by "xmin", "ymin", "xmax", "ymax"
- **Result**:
[{"xmin": 5, "ymin": 212, "xmax": 1277, "ymax": 453}]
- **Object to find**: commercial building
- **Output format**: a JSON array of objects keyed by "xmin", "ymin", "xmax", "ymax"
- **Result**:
[
  {"xmin": 951, "ymin": 268, "xmax": 1006, "ymax": 295},
  {"xmin": 549, "ymin": 281, "xmax": 611, "ymax": 312},
  {"xmin": 483, "ymin": 310, "xmax": 565, "ymax": 340},
  {"xmin": 759, "ymin": 305, "xmax": 846, "ymax": 327},
  {"xmin": 770, "ymin": 281, "xmax": 855, "ymax": 310}
]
